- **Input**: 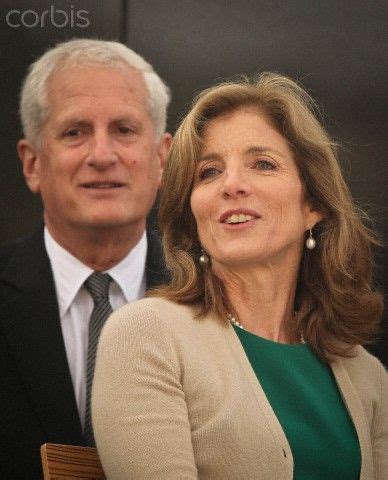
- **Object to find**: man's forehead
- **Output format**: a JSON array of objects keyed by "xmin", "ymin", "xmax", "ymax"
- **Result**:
[
  {"xmin": 46, "ymin": 63, "xmax": 148, "ymax": 98},
  {"xmin": 43, "ymin": 63, "xmax": 151, "ymax": 122}
]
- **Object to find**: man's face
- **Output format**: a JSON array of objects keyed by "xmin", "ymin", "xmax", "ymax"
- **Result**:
[{"xmin": 18, "ymin": 64, "xmax": 170, "ymax": 241}]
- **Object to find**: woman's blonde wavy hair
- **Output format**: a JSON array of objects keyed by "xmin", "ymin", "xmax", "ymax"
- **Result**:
[{"xmin": 153, "ymin": 72, "xmax": 383, "ymax": 361}]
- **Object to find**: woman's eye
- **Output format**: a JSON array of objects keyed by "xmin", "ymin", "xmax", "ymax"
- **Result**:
[
  {"xmin": 254, "ymin": 159, "xmax": 276, "ymax": 171},
  {"xmin": 198, "ymin": 167, "xmax": 221, "ymax": 180}
]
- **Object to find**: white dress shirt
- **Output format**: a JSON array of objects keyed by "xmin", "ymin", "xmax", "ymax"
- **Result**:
[{"xmin": 44, "ymin": 227, "xmax": 147, "ymax": 427}]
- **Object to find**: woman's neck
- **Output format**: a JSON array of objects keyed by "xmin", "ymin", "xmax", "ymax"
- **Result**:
[{"xmin": 215, "ymin": 259, "xmax": 300, "ymax": 343}]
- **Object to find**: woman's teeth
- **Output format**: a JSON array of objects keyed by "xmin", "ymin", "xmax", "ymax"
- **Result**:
[{"xmin": 225, "ymin": 214, "xmax": 254, "ymax": 224}]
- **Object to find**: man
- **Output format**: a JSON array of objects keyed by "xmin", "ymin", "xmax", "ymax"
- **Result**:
[{"xmin": 0, "ymin": 39, "xmax": 171, "ymax": 479}]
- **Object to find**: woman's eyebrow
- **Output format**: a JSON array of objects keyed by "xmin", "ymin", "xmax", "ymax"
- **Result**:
[
  {"xmin": 245, "ymin": 145, "xmax": 283, "ymax": 156},
  {"xmin": 198, "ymin": 152, "xmax": 222, "ymax": 163},
  {"xmin": 198, "ymin": 145, "xmax": 284, "ymax": 163}
]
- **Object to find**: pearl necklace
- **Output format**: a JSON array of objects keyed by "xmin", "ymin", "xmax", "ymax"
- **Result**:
[{"xmin": 227, "ymin": 313, "xmax": 306, "ymax": 344}]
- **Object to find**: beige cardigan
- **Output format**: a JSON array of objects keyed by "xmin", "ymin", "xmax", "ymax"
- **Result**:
[{"xmin": 92, "ymin": 298, "xmax": 387, "ymax": 479}]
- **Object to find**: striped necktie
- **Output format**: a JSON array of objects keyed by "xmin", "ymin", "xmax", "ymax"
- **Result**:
[{"xmin": 83, "ymin": 272, "xmax": 113, "ymax": 446}]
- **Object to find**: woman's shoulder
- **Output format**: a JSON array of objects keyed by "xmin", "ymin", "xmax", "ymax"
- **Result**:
[
  {"xmin": 340, "ymin": 345, "xmax": 386, "ymax": 373},
  {"xmin": 103, "ymin": 297, "xmax": 198, "ymax": 337},
  {"xmin": 337, "ymin": 346, "xmax": 387, "ymax": 397},
  {"xmin": 116, "ymin": 296, "xmax": 195, "ymax": 319}
]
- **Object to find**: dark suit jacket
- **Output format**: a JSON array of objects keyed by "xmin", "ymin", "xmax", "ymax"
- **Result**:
[{"xmin": 0, "ymin": 227, "xmax": 169, "ymax": 479}]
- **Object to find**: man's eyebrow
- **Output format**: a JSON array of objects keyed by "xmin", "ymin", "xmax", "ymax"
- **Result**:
[
  {"xmin": 55, "ymin": 115, "xmax": 141, "ymax": 127},
  {"xmin": 56, "ymin": 118, "xmax": 89, "ymax": 127},
  {"xmin": 110, "ymin": 115, "xmax": 138, "ymax": 122}
]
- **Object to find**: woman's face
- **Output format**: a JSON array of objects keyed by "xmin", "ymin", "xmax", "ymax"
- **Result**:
[{"xmin": 190, "ymin": 107, "xmax": 320, "ymax": 270}]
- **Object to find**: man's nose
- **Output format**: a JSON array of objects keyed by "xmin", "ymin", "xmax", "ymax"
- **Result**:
[{"xmin": 86, "ymin": 132, "xmax": 118, "ymax": 168}]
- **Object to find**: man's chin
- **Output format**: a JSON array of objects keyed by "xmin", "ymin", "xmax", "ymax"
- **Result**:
[{"xmin": 78, "ymin": 215, "xmax": 145, "ymax": 232}]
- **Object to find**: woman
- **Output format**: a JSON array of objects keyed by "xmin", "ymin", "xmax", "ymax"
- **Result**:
[{"xmin": 92, "ymin": 73, "xmax": 387, "ymax": 479}]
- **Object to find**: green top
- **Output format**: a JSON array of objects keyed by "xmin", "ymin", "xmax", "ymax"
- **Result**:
[{"xmin": 233, "ymin": 325, "xmax": 361, "ymax": 479}]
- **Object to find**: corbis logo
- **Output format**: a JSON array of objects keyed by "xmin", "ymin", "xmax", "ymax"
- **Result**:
[{"xmin": 6, "ymin": 5, "xmax": 90, "ymax": 28}]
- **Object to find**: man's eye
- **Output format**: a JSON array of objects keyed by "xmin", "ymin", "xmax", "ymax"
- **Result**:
[
  {"xmin": 254, "ymin": 159, "xmax": 276, "ymax": 171},
  {"xmin": 117, "ymin": 126, "xmax": 135, "ymax": 134},
  {"xmin": 198, "ymin": 167, "xmax": 221, "ymax": 180},
  {"xmin": 64, "ymin": 129, "xmax": 81, "ymax": 137}
]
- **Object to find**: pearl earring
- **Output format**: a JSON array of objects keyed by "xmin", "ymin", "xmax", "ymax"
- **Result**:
[
  {"xmin": 305, "ymin": 228, "xmax": 316, "ymax": 250},
  {"xmin": 199, "ymin": 250, "xmax": 210, "ymax": 265}
]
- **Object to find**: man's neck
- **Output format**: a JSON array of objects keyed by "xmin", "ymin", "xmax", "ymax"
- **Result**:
[{"xmin": 45, "ymin": 222, "xmax": 145, "ymax": 272}]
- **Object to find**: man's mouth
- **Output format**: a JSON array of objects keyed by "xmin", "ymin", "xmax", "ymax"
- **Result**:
[{"xmin": 81, "ymin": 182, "xmax": 124, "ymax": 189}]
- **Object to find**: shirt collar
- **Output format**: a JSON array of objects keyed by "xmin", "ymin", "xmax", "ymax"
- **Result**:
[
  {"xmin": 107, "ymin": 231, "xmax": 147, "ymax": 303},
  {"xmin": 44, "ymin": 227, "xmax": 147, "ymax": 317}
]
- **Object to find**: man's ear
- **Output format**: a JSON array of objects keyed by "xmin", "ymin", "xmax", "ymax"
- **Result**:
[
  {"xmin": 156, "ymin": 133, "xmax": 172, "ymax": 186},
  {"xmin": 157, "ymin": 132, "xmax": 172, "ymax": 170},
  {"xmin": 17, "ymin": 139, "xmax": 41, "ymax": 194}
]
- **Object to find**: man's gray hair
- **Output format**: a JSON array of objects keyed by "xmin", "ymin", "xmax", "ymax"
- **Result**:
[{"xmin": 20, "ymin": 38, "xmax": 171, "ymax": 143}]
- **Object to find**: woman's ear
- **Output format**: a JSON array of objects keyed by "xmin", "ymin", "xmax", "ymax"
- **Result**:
[{"xmin": 304, "ymin": 200, "xmax": 325, "ymax": 230}]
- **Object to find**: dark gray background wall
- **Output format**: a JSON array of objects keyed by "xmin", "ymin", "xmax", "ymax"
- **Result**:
[{"xmin": 1, "ymin": 0, "xmax": 386, "ymax": 362}]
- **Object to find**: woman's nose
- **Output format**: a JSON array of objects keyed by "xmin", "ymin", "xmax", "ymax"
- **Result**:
[{"xmin": 220, "ymin": 168, "xmax": 251, "ymax": 199}]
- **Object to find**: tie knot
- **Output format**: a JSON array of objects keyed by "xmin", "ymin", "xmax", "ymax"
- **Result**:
[{"xmin": 84, "ymin": 272, "xmax": 112, "ymax": 303}]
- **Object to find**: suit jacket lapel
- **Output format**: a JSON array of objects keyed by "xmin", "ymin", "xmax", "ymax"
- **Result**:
[
  {"xmin": 0, "ymin": 227, "xmax": 166, "ymax": 444},
  {"xmin": 145, "ymin": 228, "xmax": 170, "ymax": 290},
  {"xmin": 0, "ymin": 229, "xmax": 83, "ymax": 443}
]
